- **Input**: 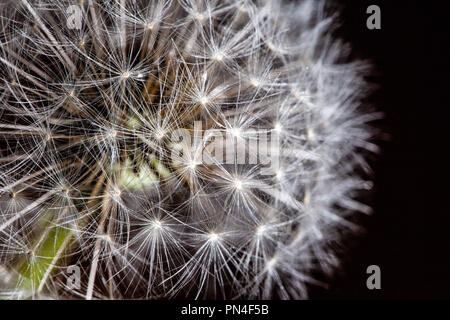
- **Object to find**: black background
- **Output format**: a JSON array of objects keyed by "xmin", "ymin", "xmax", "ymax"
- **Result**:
[{"xmin": 310, "ymin": 0, "xmax": 450, "ymax": 299}]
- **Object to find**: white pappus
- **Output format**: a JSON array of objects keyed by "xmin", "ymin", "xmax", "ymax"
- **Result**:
[{"xmin": 0, "ymin": 0, "xmax": 380, "ymax": 299}]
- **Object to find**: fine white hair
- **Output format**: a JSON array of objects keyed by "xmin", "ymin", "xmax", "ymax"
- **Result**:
[{"xmin": 0, "ymin": 0, "xmax": 379, "ymax": 299}]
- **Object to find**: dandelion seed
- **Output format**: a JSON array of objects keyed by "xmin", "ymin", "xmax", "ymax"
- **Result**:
[
  {"xmin": 229, "ymin": 127, "xmax": 242, "ymax": 138},
  {"xmin": 152, "ymin": 220, "xmax": 162, "ymax": 229},
  {"xmin": 213, "ymin": 52, "xmax": 224, "ymax": 62},
  {"xmin": 273, "ymin": 123, "xmax": 282, "ymax": 134},
  {"xmin": 195, "ymin": 12, "xmax": 205, "ymax": 22},
  {"xmin": 109, "ymin": 130, "xmax": 117, "ymax": 138},
  {"xmin": 112, "ymin": 187, "xmax": 121, "ymax": 198},
  {"xmin": 199, "ymin": 95, "xmax": 209, "ymax": 106},
  {"xmin": 188, "ymin": 160, "xmax": 199, "ymax": 171},
  {"xmin": 267, "ymin": 257, "xmax": 277, "ymax": 269},
  {"xmin": 239, "ymin": 6, "xmax": 248, "ymax": 13},
  {"xmin": 121, "ymin": 71, "xmax": 131, "ymax": 79},
  {"xmin": 155, "ymin": 129, "xmax": 165, "ymax": 140},
  {"xmin": 256, "ymin": 225, "xmax": 266, "ymax": 237},
  {"xmin": 275, "ymin": 170, "xmax": 283, "ymax": 180},
  {"xmin": 208, "ymin": 232, "xmax": 220, "ymax": 242},
  {"xmin": 250, "ymin": 78, "xmax": 260, "ymax": 88},
  {"xmin": 102, "ymin": 235, "xmax": 113, "ymax": 243}
]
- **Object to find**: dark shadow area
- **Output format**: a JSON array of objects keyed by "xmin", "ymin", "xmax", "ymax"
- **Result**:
[{"xmin": 310, "ymin": 0, "xmax": 450, "ymax": 299}]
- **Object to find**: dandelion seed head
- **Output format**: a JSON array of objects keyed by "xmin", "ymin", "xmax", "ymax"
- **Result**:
[
  {"xmin": 250, "ymin": 77, "xmax": 260, "ymax": 88},
  {"xmin": 0, "ymin": 0, "xmax": 378, "ymax": 300}
]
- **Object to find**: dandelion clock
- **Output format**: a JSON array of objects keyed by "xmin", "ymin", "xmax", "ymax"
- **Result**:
[{"xmin": 0, "ymin": 0, "xmax": 379, "ymax": 300}]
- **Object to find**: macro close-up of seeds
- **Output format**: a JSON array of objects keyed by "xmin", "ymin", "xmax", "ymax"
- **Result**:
[{"xmin": 0, "ymin": 0, "xmax": 383, "ymax": 300}]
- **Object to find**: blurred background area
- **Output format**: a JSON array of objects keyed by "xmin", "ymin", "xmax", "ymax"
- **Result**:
[{"xmin": 310, "ymin": 0, "xmax": 450, "ymax": 299}]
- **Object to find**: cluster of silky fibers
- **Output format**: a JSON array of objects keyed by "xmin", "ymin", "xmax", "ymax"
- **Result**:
[{"xmin": 0, "ymin": 0, "xmax": 379, "ymax": 299}]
